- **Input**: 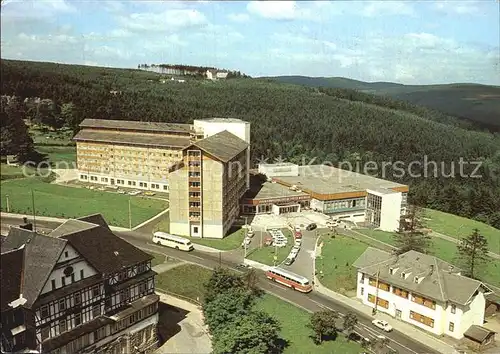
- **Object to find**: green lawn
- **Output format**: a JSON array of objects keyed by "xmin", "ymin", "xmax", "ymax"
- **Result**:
[
  {"xmin": 255, "ymin": 294, "xmax": 363, "ymax": 354},
  {"xmin": 331, "ymin": 230, "xmax": 500, "ymax": 288},
  {"xmin": 423, "ymin": 208, "xmax": 500, "ymax": 253},
  {"xmin": 153, "ymin": 213, "xmax": 170, "ymax": 233},
  {"xmin": 189, "ymin": 226, "xmax": 247, "ymax": 251},
  {"xmin": 1, "ymin": 164, "xmax": 42, "ymax": 180},
  {"xmin": 0, "ymin": 177, "xmax": 168, "ymax": 228},
  {"xmin": 30, "ymin": 127, "xmax": 74, "ymax": 145},
  {"xmin": 247, "ymin": 229, "xmax": 293, "ymax": 266},
  {"xmin": 36, "ymin": 146, "xmax": 76, "ymax": 168},
  {"xmin": 316, "ymin": 234, "xmax": 368, "ymax": 295},
  {"xmin": 155, "ymin": 264, "xmax": 212, "ymax": 302},
  {"xmin": 148, "ymin": 252, "xmax": 166, "ymax": 267}
]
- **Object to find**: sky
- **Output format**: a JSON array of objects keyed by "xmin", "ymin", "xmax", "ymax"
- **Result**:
[{"xmin": 1, "ymin": 0, "xmax": 499, "ymax": 85}]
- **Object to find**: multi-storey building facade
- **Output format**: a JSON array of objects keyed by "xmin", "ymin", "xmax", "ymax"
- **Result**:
[
  {"xmin": 75, "ymin": 118, "xmax": 251, "ymax": 239},
  {"xmin": 1, "ymin": 214, "xmax": 159, "ymax": 354},
  {"xmin": 353, "ymin": 248, "xmax": 493, "ymax": 339},
  {"xmin": 169, "ymin": 129, "xmax": 250, "ymax": 238}
]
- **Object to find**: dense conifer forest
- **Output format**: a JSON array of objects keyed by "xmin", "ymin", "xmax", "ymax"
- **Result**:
[{"xmin": 1, "ymin": 59, "xmax": 499, "ymax": 228}]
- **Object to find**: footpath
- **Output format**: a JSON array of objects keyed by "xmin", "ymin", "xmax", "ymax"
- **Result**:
[{"xmin": 155, "ymin": 292, "xmax": 211, "ymax": 354}]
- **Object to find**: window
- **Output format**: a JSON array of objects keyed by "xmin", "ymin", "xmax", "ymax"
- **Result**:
[
  {"xmin": 361, "ymin": 287, "xmax": 364, "ymax": 296},
  {"xmin": 51, "ymin": 279, "xmax": 56, "ymax": 291},
  {"xmin": 59, "ymin": 299, "xmax": 66, "ymax": 311},
  {"xmin": 41, "ymin": 326, "xmax": 50, "ymax": 340},
  {"xmin": 74, "ymin": 292, "xmax": 81, "ymax": 305},
  {"xmin": 61, "ymin": 277, "xmax": 66, "ymax": 286},
  {"xmin": 193, "ymin": 226, "xmax": 199, "ymax": 233},
  {"xmin": 80, "ymin": 269, "xmax": 84, "ymax": 279},
  {"xmin": 410, "ymin": 311, "xmax": 434, "ymax": 328},
  {"xmin": 38, "ymin": 306, "xmax": 49, "ymax": 321},
  {"xmin": 367, "ymin": 294, "xmax": 389, "ymax": 309},
  {"xmin": 74, "ymin": 313, "xmax": 82, "ymax": 326},
  {"xmin": 393, "ymin": 287, "xmax": 409, "ymax": 299},
  {"xmin": 449, "ymin": 322, "xmax": 454, "ymax": 332},
  {"xmin": 59, "ymin": 319, "xmax": 67, "ymax": 333},
  {"xmin": 71, "ymin": 273, "xmax": 75, "ymax": 283},
  {"xmin": 92, "ymin": 285, "xmax": 100, "ymax": 297},
  {"xmin": 64, "ymin": 251, "xmax": 68, "ymax": 258},
  {"xmin": 451, "ymin": 304, "xmax": 456, "ymax": 314},
  {"xmin": 92, "ymin": 305, "xmax": 101, "ymax": 317}
]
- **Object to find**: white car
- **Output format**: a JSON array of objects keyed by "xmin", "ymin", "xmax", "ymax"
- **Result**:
[
  {"xmin": 292, "ymin": 245, "xmax": 300, "ymax": 253},
  {"xmin": 372, "ymin": 319, "xmax": 393, "ymax": 332},
  {"xmin": 128, "ymin": 190, "xmax": 141, "ymax": 196},
  {"xmin": 294, "ymin": 226, "xmax": 301, "ymax": 232},
  {"xmin": 294, "ymin": 239, "xmax": 302, "ymax": 247}
]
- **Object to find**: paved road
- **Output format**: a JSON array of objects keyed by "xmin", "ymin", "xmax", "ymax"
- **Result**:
[{"xmin": 1, "ymin": 216, "xmax": 439, "ymax": 354}]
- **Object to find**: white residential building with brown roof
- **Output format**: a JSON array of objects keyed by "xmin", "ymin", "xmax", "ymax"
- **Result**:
[{"xmin": 353, "ymin": 248, "xmax": 493, "ymax": 340}]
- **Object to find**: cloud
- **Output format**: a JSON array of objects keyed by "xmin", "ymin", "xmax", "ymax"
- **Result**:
[
  {"xmin": 116, "ymin": 8, "xmax": 208, "ymax": 33},
  {"xmin": 227, "ymin": 13, "xmax": 250, "ymax": 23},
  {"xmin": 432, "ymin": 0, "xmax": 484, "ymax": 15},
  {"xmin": 246, "ymin": 1, "xmax": 304, "ymax": 21},
  {"xmin": 1, "ymin": 0, "xmax": 75, "ymax": 19},
  {"xmin": 362, "ymin": 1, "xmax": 415, "ymax": 17}
]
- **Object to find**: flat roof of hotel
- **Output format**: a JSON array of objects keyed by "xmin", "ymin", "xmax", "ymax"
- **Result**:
[
  {"xmin": 79, "ymin": 119, "xmax": 192, "ymax": 133},
  {"xmin": 244, "ymin": 176, "xmax": 309, "ymax": 200},
  {"xmin": 74, "ymin": 130, "xmax": 191, "ymax": 148},
  {"xmin": 273, "ymin": 165, "xmax": 407, "ymax": 195}
]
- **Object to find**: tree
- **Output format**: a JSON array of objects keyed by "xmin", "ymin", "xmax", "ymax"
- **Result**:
[
  {"xmin": 308, "ymin": 310, "xmax": 338, "ymax": 344},
  {"xmin": 0, "ymin": 96, "xmax": 34, "ymax": 160},
  {"xmin": 60, "ymin": 102, "xmax": 82, "ymax": 132},
  {"xmin": 204, "ymin": 267, "xmax": 245, "ymax": 304},
  {"xmin": 212, "ymin": 310, "xmax": 283, "ymax": 354},
  {"xmin": 394, "ymin": 205, "xmax": 431, "ymax": 255},
  {"xmin": 203, "ymin": 288, "xmax": 254, "ymax": 333},
  {"xmin": 343, "ymin": 312, "xmax": 358, "ymax": 340},
  {"xmin": 371, "ymin": 335, "xmax": 390, "ymax": 354},
  {"xmin": 456, "ymin": 228, "xmax": 490, "ymax": 279},
  {"xmin": 242, "ymin": 268, "xmax": 261, "ymax": 295}
]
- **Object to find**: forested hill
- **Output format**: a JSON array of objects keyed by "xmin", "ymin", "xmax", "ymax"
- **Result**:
[
  {"xmin": 1, "ymin": 59, "xmax": 499, "ymax": 229},
  {"xmin": 267, "ymin": 76, "xmax": 500, "ymax": 132}
]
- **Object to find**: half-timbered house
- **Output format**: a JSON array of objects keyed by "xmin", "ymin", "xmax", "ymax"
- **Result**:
[{"xmin": 1, "ymin": 214, "xmax": 159, "ymax": 354}]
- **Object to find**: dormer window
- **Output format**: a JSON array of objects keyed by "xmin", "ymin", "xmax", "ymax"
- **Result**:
[
  {"xmin": 414, "ymin": 276, "xmax": 419, "ymax": 283},
  {"xmin": 389, "ymin": 268, "xmax": 394, "ymax": 275},
  {"xmin": 401, "ymin": 272, "xmax": 406, "ymax": 278}
]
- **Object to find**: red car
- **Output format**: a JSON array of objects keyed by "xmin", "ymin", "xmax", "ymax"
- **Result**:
[{"xmin": 294, "ymin": 231, "xmax": 302, "ymax": 239}]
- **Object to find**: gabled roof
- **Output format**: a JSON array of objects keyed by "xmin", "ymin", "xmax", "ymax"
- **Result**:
[
  {"xmin": 0, "ymin": 247, "xmax": 25, "ymax": 311},
  {"xmin": 2, "ymin": 228, "xmax": 67, "ymax": 308},
  {"xmin": 464, "ymin": 325, "xmax": 496, "ymax": 343},
  {"xmin": 188, "ymin": 130, "xmax": 248, "ymax": 163},
  {"xmin": 77, "ymin": 214, "xmax": 111, "ymax": 230},
  {"xmin": 51, "ymin": 218, "xmax": 153, "ymax": 275},
  {"xmin": 354, "ymin": 248, "xmax": 491, "ymax": 305}
]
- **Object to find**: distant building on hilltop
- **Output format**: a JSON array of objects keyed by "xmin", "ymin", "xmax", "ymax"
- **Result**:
[
  {"xmin": 0, "ymin": 214, "xmax": 159, "ymax": 354},
  {"xmin": 206, "ymin": 69, "xmax": 228, "ymax": 81}
]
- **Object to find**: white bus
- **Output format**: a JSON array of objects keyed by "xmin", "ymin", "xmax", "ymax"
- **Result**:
[{"xmin": 152, "ymin": 232, "xmax": 194, "ymax": 251}]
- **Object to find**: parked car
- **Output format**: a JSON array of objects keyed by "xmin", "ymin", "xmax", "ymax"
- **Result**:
[
  {"xmin": 246, "ymin": 230, "xmax": 255, "ymax": 238},
  {"xmin": 292, "ymin": 245, "xmax": 300, "ymax": 253},
  {"xmin": 128, "ymin": 190, "xmax": 141, "ymax": 196},
  {"xmin": 372, "ymin": 319, "xmax": 393, "ymax": 332},
  {"xmin": 294, "ymin": 226, "xmax": 301, "ymax": 232},
  {"xmin": 284, "ymin": 257, "xmax": 295, "ymax": 266},
  {"xmin": 117, "ymin": 189, "xmax": 126, "ymax": 194},
  {"xmin": 306, "ymin": 223, "xmax": 317, "ymax": 231},
  {"xmin": 294, "ymin": 231, "xmax": 302, "ymax": 239},
  {"xmin": 294, "ymin": 239, "xmax": 302, "ymax": 247},
  {"xmin": 144, "ymin": 191, "xmax": 156, "ymax": 196}
]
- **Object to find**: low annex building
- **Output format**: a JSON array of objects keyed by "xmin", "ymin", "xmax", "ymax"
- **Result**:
[
  {"xmin": 353, "ymin": 248, "xmax": 494, "ymax": 340},
  {"xmin": 245, "ymin": 163, "xmax": 409, "ymax": 232},
  {"xmin": 0, "ymin": 214, "xmax": 159, "ymax": 354}
]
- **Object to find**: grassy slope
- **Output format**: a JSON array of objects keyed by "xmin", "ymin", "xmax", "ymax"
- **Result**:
[
  {"xmin": 0, "ymin": 177, "xmax": 168, "ymax": 227},
  {"xmin": 156, "ymin": 264, "xmax": 362, "ymax": 353}
]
